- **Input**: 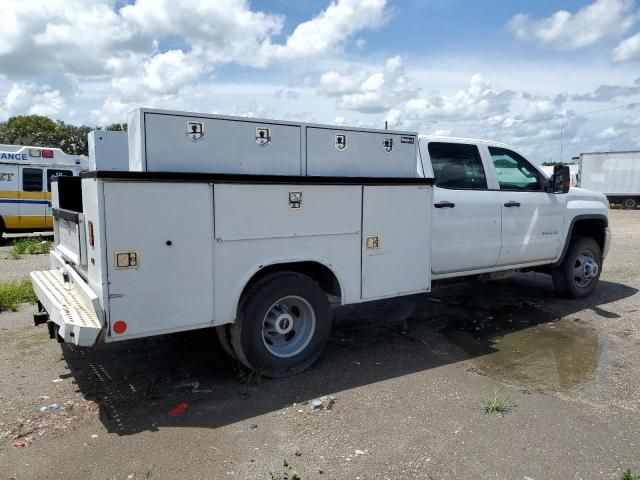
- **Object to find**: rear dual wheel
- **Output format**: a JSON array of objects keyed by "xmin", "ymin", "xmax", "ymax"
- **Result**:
[
  {"xmin": 218, "ymin": 272, "xmax": 332, "ymax": 378},
  {"xmin": 623, "ymin": 197, "xmax": 638, "ymax": 210}
]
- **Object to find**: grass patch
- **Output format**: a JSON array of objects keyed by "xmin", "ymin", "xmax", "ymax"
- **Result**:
[
  {"xmin": 622, "ymin": 469, "xmax": 640, "ymax": 480},
  {"xmin": 482, "ymin": 392, "xmax": 511, "ymax": 415},
  {"xmin": 268, "ymin": 458, "xmax": 301, "ymax": 480},
  {"xmin": 9, "ymin": 237, "xmax": 52, "ymax": 259},
  {"xmin": 0, "ymin": 278, "xmax": 38, "ymax": 312}
]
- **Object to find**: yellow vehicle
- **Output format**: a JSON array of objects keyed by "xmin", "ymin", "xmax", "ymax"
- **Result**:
[{"xmin": 0, "ymin": 145, "xmax": 88, "ymax": 238}]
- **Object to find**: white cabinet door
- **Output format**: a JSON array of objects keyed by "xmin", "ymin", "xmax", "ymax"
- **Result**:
[
  {"xmin": 361, "ymin": 185, "xmax": 431, "ymax": 300},
  {"xmin": 104, "ymin": 182, "xmax": 214, "ymax": 338}
]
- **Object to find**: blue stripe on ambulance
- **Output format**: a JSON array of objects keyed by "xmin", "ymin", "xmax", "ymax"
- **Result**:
[{"xmin": 0, "ymin": 199, "xmax": 50, "ymax": 205}]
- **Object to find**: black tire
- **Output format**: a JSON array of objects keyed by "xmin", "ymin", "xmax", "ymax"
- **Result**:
[
  {"xmin": 230, "ymin": 272, "xmax": 332, "ymax": 378},
  {"xmin": 215, "ymin": 324, "xmax": 237, "ymax": 360},
  {"xmin": 623, "ymin": 197, "xmax": 638, "ymax": 209},
  {"xmin": 552, "ymin": 237, "xmax": 602, "ymax": 299}
]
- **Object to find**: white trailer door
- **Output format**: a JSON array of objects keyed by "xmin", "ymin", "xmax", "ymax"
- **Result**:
[
  {"xmin": 361, "ymin": 185, "xmax": 431, "ymax": 300},
  {"xmin": 103, "ymin": 181, "xmax": 214, "ymax": 339}
]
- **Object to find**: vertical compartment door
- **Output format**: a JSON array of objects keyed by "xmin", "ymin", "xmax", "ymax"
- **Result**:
[{"xmin": 361, "ymin": 185, "xmax": 432, "ymax": 300}]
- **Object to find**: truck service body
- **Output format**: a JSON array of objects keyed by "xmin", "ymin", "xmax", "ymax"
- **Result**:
[
  {"xmin": 30, "ymin": 108, "xmax": 611, "ymax": 377},
  {"xmin": 0, "ymin": 145, "xmax": 88, "ymax": 237}
]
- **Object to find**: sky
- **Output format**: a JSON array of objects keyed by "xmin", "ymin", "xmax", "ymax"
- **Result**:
[{"xmin": 0, "ymin": 0, "xmax": 639, "ymax": 164}]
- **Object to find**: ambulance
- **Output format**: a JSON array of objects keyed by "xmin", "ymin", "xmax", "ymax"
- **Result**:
[{"xmin": 0, "ymin": 145, "xmax": 88, "ymax": 238}]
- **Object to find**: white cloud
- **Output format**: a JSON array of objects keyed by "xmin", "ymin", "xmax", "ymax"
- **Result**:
[
  {"xmin": 572, "ymin": 78, "xmax": 640, "ymax": 101},
  {"xmin": 112, "ymin": 50, "xmax": 202, "ymax": 98},
  {"xmin": 597, "ymin": 126, "xmax": 625, "ymax": 139},
  {"xmin": 1, "ymin": 83, "xmax": 66, "ymax": 117},
  {"xmin": 612, "ymin": 32, "xmax": 640, "ymax": 61},
  {"xmin": 0, "ymin": 0, "xmax": 386, "ymax": 79},
  {"xmin": 320, "ymin": 56, "xmax": 417, "ymax": 113},
  {"xmin": 389, "ymin": 74, "xmax": 515, "ymax": 127},
  {"xmin": 265, "ymin": 0, "xmax": 386, "ymax": 60},
  {"xmin": 507, "ymin": 0, "xmax": 639, "ymax": 50}
]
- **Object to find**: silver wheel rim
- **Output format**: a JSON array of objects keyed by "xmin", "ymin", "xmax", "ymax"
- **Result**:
[
  {"xmin": 573, "ymin": 249, "xmax": 599, "ymax": 288},
  {"xmin": 262, "ymin": 296, "xmax": 316, "ymax": 358},
  {"xmin": 624, "ymin": 199, "xmax": 636, "ymax": 209}
]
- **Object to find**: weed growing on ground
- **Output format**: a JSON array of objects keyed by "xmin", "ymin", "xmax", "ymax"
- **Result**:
[
  {"xmin": 9, "ymin": 238, "xmax": 52, "ymax": 259},
  {"xmin": 622, "ymin": 469, "xmax": 640, "ymax": 480},
  {"xmin": 483, "ymin": 392, "xmax": 511, "ymax": 415},
  {"xmin": 268, "ymin": 458, "xmax": 302, "ymax": 480},
  {"xmin": 0, "ymin": 279, "xmax": 37, "ymax": 312}
]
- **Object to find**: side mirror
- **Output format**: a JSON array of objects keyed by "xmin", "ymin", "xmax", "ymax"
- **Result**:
[{"xmin": 553, "ymin": 165, "xmax": 571, "ymax": 194}]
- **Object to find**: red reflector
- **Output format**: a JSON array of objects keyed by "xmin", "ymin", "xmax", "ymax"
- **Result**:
[
  {"xmin": 113, "ymin": 321, "xmax": 127, "ymax": 334},
  {"xmin": 88, "ymin": 221, "xmax": 94, "ymax": 248},
  {"xmin": 42, "ymin": 149, "xmax": 54, "ymax": 158}
]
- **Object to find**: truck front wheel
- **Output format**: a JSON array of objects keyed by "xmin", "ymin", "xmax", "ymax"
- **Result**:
[
  {"xmin": 230, "ymin": 272, "xmax": 332, "ymax": 378},
  {"xmin": 552, "ymin": 237, "xmax": 602, "ymax": 298}
]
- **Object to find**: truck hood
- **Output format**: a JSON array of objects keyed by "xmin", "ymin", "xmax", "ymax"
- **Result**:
[{"xmin": 566, "ymin": 187, "xmax": 609, "ymax": 217}]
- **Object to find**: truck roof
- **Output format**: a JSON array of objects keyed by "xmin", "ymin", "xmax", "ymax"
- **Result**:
[
  {"xmin": 418, "ymin": 134, "xmax": 513, "ymax": 149},
  {"xmin": 0, "ymin": 144, "xmax": 89, "ymax": 167}
]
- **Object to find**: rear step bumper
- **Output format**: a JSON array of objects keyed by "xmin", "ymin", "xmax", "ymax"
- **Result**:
[{"xmin": 30, "ymin": 260, "xmax": 104, "ymax": 346}]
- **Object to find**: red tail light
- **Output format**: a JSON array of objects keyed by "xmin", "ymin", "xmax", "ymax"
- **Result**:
[
  {"xmin": 88, "ymin": 221, "xmax": 94, "ymax": 247},
  {"xmin": 42, "ymin": 149, "xmax": 54, "ymax": 158}
]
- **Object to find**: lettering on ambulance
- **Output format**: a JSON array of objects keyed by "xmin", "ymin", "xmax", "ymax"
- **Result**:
[
  {"xmin": 0, "ymin": 167, "xmax": 19, "ymax": 228},
  {"xmin": 0, "ymin": 153, "xmax": 28, "ymax": 160}
]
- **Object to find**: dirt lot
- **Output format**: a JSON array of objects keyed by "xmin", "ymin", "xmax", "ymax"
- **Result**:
[{"xmin": 0, "ymin": 211, "xmax": 639, "ymax": 479}]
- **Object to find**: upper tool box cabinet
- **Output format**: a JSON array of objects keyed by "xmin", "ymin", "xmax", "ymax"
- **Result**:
[{"xmin": 128, "ymin": 108, "xmax": 418, "ymax": 178}]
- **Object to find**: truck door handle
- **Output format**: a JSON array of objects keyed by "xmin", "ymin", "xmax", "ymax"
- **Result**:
[
  {"xmin": 504, "ymin": 201, "xmax": 521, "ymax": 207},
  {"xmin": 434, "ymin": 201, "xmax": 455, "ymax": 208}
]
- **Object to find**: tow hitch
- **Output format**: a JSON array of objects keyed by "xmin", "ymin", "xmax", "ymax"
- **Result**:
[
  {"xmin": 33, "ymin": 302, "xmax": 63, "ymax": 342},
  {"xmin": 33, "ymin": 301, "xmax": 49, "ymax": 326}
]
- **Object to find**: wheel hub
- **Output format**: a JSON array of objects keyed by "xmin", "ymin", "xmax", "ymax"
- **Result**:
[
  {"xmin": 574, "ymin": 252, "xmax": 599, "ymax": 288},
  {"xmin": 274, "ymin": 312, "xmax": 294, "ymax": 334},
  {"xmin": 582, "ymin": 258, "xmax": 598, "ymax": 280},
  {"xmin": 262, "ymin": 296, "xmax": 317, "ymax": 359}
]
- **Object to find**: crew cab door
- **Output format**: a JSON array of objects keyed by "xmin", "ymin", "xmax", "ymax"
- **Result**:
[
  {"xmin": 486, "ymin": 146, "xmax": 564, "ymax": 266},
  {"xmin": 422, "ymin": 140, "xmax": 502, "ymax": 274}
]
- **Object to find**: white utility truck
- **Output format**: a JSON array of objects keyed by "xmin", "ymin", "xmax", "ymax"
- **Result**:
[
  {"xmin": 30, "ymin": 108, "xmax": 610, "ymax": 377},
  {"xmin": 0, "ymin": 145, "xmax": 88, "ymax": 238},
  {"xmin": 578, "ymin": 150, "xmax": 640, "ymax": 209}
]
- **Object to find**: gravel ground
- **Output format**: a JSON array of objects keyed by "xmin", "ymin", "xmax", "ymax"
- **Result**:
[{"xmin": 0, "ymin": 211, "xmax": 639, "ymax": 479}]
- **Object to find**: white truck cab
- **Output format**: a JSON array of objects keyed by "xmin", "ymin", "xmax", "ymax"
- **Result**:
[
  {"xmin": 419, "ymin": 135, "xmax": 610, "ymax": 282},
  {"xmin": 0, "ymin": 145, "xmax": 88, "ymax": 237},
  {"xmin": 30, "ymin": 109, "xmax": 610, "ymax": 377}
]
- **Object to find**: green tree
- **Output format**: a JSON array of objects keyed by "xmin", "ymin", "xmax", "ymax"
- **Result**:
[
  {"xmin": 103, "ymin": 122, "xmax": 127, "ymax": 132},
  {"xmin": 57, "ymin": 122, "xmax": 92, "ymax": 156},
  {"xmin": 0, "ymin": 115, "xmax": 69, "ymax": 148}
]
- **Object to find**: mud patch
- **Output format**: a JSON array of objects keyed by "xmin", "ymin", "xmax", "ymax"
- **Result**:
[{"xmin": 448, "ymin": 318, "xmax": 606, "ymax": 390}]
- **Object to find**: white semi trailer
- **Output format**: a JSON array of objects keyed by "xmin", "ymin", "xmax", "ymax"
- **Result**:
[
  {"xmin": 579, "ymin": 150, "xmax": 640, "ymax": 209},
  {"xmin": 30, "ymin": 108, "xmax": 610, "ymax": 377}
]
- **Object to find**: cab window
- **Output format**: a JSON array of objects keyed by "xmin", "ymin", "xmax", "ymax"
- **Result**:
[
  {"xmin": 428, "ymin": 142, "xmax": 487, "ymax": 190},
  {"xmin": 489, "ymin": 147, "xmax": 542, "ymax": 191},
  {"xmin": 47, "ymin": 169, "xmax": 73, "ymax": 192},
  {"xmin": 22, "ymin": 168, "xmax": 43, "ymax": 192}
]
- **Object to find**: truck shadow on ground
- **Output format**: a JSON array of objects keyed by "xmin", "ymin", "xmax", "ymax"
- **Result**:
[{"xmin": 61, "ymin": 273, "xmax": 637, "ymax": 436}]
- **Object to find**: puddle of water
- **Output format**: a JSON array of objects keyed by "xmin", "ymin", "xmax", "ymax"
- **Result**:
[{"xmin": 447, "ymin": 319, "xmax": 606, "ymax": 390}]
